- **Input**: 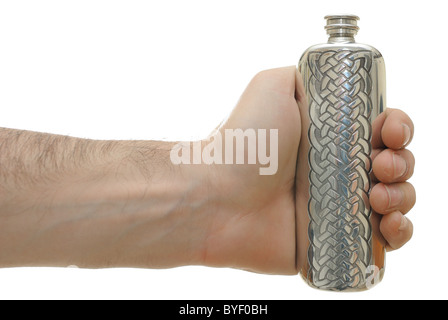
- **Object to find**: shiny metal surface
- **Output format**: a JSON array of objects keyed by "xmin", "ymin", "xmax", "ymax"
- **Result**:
[{"xmin": 298, "ymin": 15, "xmax": 386, "ymax": 291}]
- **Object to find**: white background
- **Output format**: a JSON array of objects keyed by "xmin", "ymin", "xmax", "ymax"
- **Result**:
[{"xmin": 0, "ymin": 0, "xmax": 445, "ymax": 300}]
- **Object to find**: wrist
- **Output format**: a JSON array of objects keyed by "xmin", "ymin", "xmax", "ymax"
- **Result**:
[{"xmin": 120, "ymin": 140, "xmax": 214, "ymax": 268}]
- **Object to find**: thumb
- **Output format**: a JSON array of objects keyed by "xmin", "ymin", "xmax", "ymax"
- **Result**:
[
  {"xmin": 217, "ymin": 66, "xmax": 302, "ymax": 177},
  {"xmin": 223, "ymin": 66, "xmax": 301, "ymax": 131}
]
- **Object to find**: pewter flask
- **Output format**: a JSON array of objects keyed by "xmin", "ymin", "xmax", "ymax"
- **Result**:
[{"xmin": 297, "ymin": 15, "xmax": 386, "ymax": 291}]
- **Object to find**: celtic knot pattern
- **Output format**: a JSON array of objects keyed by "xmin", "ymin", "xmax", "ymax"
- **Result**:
[{"xmin": 306, "ymin": 50, "xmax": 374, "ymax": 290}]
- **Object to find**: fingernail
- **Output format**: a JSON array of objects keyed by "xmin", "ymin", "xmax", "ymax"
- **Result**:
[
  {"xmin": 384, "ymin": 184, "xmax": 403, "ymax": 209},
  {"xmin": 402, "ymin": 124, "xmax": 411, "ymax": 147},
  {"xmin": 399, "ymin": 215, "xmax": 408, "ymax": 231},
  {"xmin": 393, "ymin": 153, "xmax": 407, "ymax": 178}
]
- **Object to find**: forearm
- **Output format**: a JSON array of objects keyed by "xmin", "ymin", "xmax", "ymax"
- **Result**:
[{"xmin": 0, "ymin": 128, "xmax": 210, "ymax": 268}]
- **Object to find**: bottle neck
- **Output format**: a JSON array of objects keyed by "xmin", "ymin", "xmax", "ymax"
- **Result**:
[
  {"xmin": 328, "ymin": 34, "xmax": 356, "ymax": 43},
  {"xmin": 325, "ymin": 15, "xmax": 359, "ymax": 44}
]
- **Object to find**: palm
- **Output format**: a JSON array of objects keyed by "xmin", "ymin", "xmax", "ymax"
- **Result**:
[{"xmin": 203, "ymin": 70, "xmax": 301, "ymax": 274}]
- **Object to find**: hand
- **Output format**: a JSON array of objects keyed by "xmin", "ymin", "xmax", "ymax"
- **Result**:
[
  {"xmin": 0, "ymin": 66, "xmax": 415, "ymax": 275},
  {"xmin": 200, "ymin": 66, "xmax": 415, "ymax": 275}
]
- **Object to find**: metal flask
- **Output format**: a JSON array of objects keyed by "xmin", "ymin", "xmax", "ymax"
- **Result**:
[{"xmin": 297, "ymin": 15, "xmax": 386, "ymax": 291}]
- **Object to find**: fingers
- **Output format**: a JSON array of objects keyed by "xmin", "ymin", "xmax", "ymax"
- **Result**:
[
  {"xmin": 371, "ymin": 148, "xmax": 416, "ymax": 251},
  {"xmin": 379, "ymin": 211, "xmax": 414, "ymax": 251},
  {"xmin": 370, "ymin": 108, "xmax": 415, "ymax": 252},
  {"xmin": 370, "ymin": 182, "xmax": 416, "ymax": 215},
  {"xmin": 372, "ymin": 108, "xmax": 414, "ymax": 150},
  {"xmin": 372, "ymin": 148, "xmax": 415, "ymax": 183}
]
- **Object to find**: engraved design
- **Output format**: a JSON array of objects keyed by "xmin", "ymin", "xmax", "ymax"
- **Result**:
[{"xmin": 306, "ymin": 50, "xmax": 374, "ymax": 290}]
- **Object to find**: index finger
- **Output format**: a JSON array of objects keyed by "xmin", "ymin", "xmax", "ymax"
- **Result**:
[{"xmin": 372, "ymin": 108, "xmax": 414, "ymax": 150}]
